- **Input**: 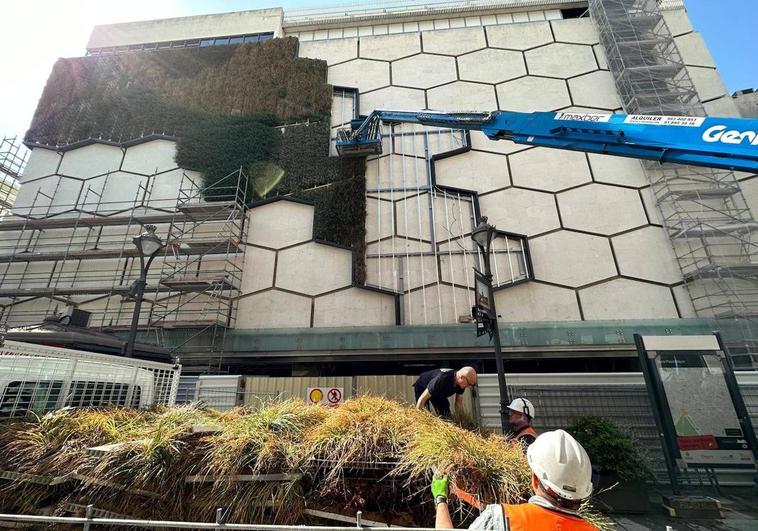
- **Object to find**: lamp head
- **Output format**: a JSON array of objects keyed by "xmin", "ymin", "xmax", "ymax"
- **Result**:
[
  {"xmin": 133, "ymin": 224, "xmax": 163, "ymax": 257},
  {"xmin": 471, "ymin": 216, "xmax": 493, "ymax": 250}
]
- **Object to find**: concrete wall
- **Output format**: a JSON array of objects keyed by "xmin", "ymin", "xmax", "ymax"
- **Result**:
[
  {"xmin": 308, "ymin": 14, "xmax": 691, "ymax": 324},
  {"xmin": 87, "ymin": 9, "xmax": 284, "ymax": 49},
  {"xmin": 236, "ymin": 198, "xmax": 397, "ymax": 329},
  {"xmin": 732, "ymin": 90, "xmax": 758, "ymax": 119}
]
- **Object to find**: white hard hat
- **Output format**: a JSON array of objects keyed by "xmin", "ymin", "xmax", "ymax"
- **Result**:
[
  {"xmin": 526, "ymin": 429, "xmax": 593, "ymax": 501},
  {"xmin": 507, "ymin": 398, "xmax": 535, "ymax": 419}
]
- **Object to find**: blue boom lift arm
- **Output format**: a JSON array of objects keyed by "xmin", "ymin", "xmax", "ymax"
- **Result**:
[{"xmin": 335, "ymin": 109, "xmax": 758, "ymax": 174}]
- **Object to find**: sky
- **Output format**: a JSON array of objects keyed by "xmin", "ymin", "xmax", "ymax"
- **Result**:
[{"xmin": 0, "ymin": 0, "xmax": 755, "ymax": 140}]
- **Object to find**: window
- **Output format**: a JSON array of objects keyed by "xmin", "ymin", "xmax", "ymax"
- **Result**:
[
  {"xmin": 561, "ymin": 8, "xmax": 589, "ymax": 19},
  {"xmin": 0, "ymin": 381, "xmax": 63, "ymax": 417},
  {"xmin": 87, "ymin": 32, "xmax": 275, "ymax": 56}
]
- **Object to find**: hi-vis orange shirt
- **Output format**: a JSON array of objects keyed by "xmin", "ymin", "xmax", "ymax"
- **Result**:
[{"xmin": 502, "ymin": 503, "xmax": 598, "ymax": 531}]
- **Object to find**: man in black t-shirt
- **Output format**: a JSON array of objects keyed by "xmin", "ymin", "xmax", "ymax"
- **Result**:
[{"xmin": 413, "ymin": 367, "xmax": 477, "ymax": 417}]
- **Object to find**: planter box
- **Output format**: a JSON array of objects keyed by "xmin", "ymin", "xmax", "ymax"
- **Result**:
[{"xmin": 592, "ymin": 472, "xmax": 650, "ymax": 514}]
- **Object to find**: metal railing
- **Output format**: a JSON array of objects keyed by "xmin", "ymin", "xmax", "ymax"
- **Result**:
[{"xmin": 0, "ymin": 507, "xmax": 435, "ymax": 530}]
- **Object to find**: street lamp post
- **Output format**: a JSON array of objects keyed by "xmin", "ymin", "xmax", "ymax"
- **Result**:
[
  {"xmin": 124, "ymin": 224, "xmax": 164, "ymax": 358},
  {"xmin": 471, "ymin": 216, "xmax": 510, "ymax": 434}
]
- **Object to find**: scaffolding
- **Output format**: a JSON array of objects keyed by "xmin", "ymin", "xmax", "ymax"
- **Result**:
[
  {"xmin": 0, "ymin": 159, "xmax": 247, "ymax": 369},
  {"xmin": 0, "ymin": 137, "xmax": 24, "ymax": 217},
  {"xmin": 590, "ymin": 0, "xmax": 758, "ymax": 367}
]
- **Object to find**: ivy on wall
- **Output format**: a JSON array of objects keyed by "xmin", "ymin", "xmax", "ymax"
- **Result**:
[{"xmin": 26, "ymin": 38, "xmax": 367, "ymax": 283}]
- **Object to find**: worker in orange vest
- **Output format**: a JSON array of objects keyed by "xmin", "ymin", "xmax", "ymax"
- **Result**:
[
  {"xmin": 432, "ymin": 430, "xmax": 597, "ymax": 531},
  {"xmin": 507, "ymin": 398, "xmax": 538, "ymax": 447}
]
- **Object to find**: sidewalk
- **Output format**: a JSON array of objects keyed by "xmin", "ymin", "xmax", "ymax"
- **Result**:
[{"xmin": 611, "ymin": 490, "xmax": 758, "ymax": 531}]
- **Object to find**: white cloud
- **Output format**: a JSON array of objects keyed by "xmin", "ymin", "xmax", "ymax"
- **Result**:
[{"xmin": 0, "ymin": 0, "xmax": 184, "ymax": 138}]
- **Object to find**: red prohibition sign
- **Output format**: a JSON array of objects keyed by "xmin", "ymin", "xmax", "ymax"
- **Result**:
[{"xmin": 327, "ymin": 388, "xmax": 342, "ymax": 404}]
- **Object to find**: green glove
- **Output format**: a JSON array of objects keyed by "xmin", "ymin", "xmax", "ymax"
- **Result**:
[{"xmin": 431, "ymin": 475, "xmax": 449, "ymax": 503}]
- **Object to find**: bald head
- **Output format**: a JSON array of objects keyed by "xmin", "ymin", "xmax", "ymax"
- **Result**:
[{"xmin": 456, "ymin": 366, "xmax": 478, "ymax": 389}]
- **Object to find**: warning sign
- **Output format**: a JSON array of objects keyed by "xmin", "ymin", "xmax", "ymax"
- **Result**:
[
  {"xmin": 327, "ymin": 388, "xmax": 342, "ymax": 404},
  {"xmin": 307, "ymin": 387, "xmax": 345, "ymax": 406}
]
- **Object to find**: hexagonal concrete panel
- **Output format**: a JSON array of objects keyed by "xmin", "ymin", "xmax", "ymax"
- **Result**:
[
  {"xmin": 365, "ymin": 155, "xmax": 427, "ymax": 194},
  {"xmin": 20, "ymin": 147, "xmax": 61, "ymax": 182},
  {"xmin": 510, "ymin": 148, "xmax": 591, "ymax": 192},
  {"xmin": 122, "ymin": 139, "xmax": 178, "ymax": 175},
  {"xmin": 365, "ymin": 199, "xmax": 396, "ymax": 243},
  {"xmin": 439, "ymin": 252, "xmax": 470, "ymax": 286},
  {"xmin": 360, "ymin": 33, "xmax": 420, "ymax": 60},
  {"xmin": 392, "ymin": 54, "xmax": 457, "ymax": 89},
  {"xmin": 579, "ymin": 279, "xmax": 678, "ymax": 319},
  {"xmin": 366, "ymin": 255, "xmax": 436, "ymax": 292},
  {"xmin": 360, "ymin": 86, "xmax": 426, "ymax": 113},
  {"xmin": 672, "ymin": 284, "xmax": 697, "ymax": 318},
  {"xmin": 486, "ymin": 21, "xmax": 553, "ymax": 50},
  {"xmin": 612, "ymin": 226, "xmax": 682, "ymax": 284},
  {"xmin": 434, "ymin": 150, "xmax": 510, "ymax": 194},
  {"xmin": 299, "ymin": 38, "xmax": 358, "ymax": 65},
  {"xmin": 568, "ymin": 71, "xmax": 620, "ymax": 109},
  {"xmin": 86, "ymin": 172, "xmax": 147, "ymax": 213},
  {"xmin": 45, "ymin": 176, "xmax": 83, "ymax": 215},
  {"xmin": 433, "ymin": 195, "xmax": 474, "ymax": 243},
  {"xmin": 703, "ymin": 96, "xmax": 740, "ymax": 118},
  {"xmin": 314, "ymin": 287, "xmax": 396, "ymax": 327},
  {"xmin": 525, "ymin": 43, "xmax": 597, "ymax": 78},
  {"xmin": 328, "ymin": 59, "xmax": 390, "ymax": 93},
  {"xmin": 495, "ymin": 282, "xmax": 581, "ymax": 322},
  {"xmin": 248, "ymin": 200, "xmax": 314, "ymax": 249},
  {"xmin": 587, "ymin": 153, "xmax": 648, "ymax": 188},
  {"xmin": 529, "ymin": 231, "xmax": 616, "ymax": 287},
  {"xmin": 405, "ymin": 285, "xmax": 472, "ymax": 325},
  {"xmin": 422, "ymin": 27, "xmax": 486, "ymax": 55},
  {"xmin": 58, "ymin": 143, "xmax": 124, "ymax": 179},
  {"xmin": 688, "ymin": 66, "xmax": 728, "ymax": 102},
  {"xmin": 641, "ymin": 187, "xmax": 663, "ymax": 225},
  {"xmin": 236, "ymin": 289, "xmax": 312, "ymax": 329},
  {"xmin": 675, "ymin": 33, "xmax": 716, "ymax": 67},
  {"xmin": 276, "ymin": 242, "xmax": 352, "ymax": 296},
  {"xmin": 458, "ymin": 49, "xmax": 526, "ymax": 84},
  {"xmin": 241, "ymin": 247, "xmax": 276, "ymax": 294},
  {"xmin": 593, "ymin": 44, "xmax": 608, "ymax": 70},
  {"xmin": 497, "ymin": 76, "xmax": 571, "ymax": 112},
  {"xmin": 366, "ymin": 236, "xmax": 427, "ymax": 256},
  {"xmin": 479, "ymin": 187, "xmax": 559, "ymax": 236},
  {"xmin": 662, "ymin": 9, "xmax": 693, "ymax": 37},
  {"xmin": 396, "ymin": 193, "xmax": 433, "ymax": 241},
  {"xmin": 558, "ymin": 184, "xmax": 648, "ymax": 235},
  {"xmin": 550, "ymin": 18, "xmax": 599, "ymax": 45},
  {"xmin": 427, "ymin": 82, "xmax": 497, "ymax": 111}
]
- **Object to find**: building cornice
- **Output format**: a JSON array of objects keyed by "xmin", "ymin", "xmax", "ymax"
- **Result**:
[{"xmin": 283, "ymin": 0, "xmax": 586, "ymax": 30}]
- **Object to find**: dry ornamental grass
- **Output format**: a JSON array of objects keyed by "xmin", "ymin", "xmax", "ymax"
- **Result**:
[{"xmin": 0, "ymin": 396, "xmax": 613, "ymax": 529}]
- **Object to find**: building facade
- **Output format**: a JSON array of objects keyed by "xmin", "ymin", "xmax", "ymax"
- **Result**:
[{"xmin": 5, "ymin": 0, "xmax": 758, "ymax": 374}]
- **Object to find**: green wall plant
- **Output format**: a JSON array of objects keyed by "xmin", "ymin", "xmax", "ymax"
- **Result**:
[{"xmin": 26, "ymin": 38, "xmax": 366, "ymax": 283}]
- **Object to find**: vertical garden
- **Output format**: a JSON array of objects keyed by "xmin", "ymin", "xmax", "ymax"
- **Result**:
[{"xmin": 27, "ymin": 37, "xmax": 366, "ymax": 281}]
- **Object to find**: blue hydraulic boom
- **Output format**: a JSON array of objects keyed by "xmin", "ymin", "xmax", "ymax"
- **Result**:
[{"xmin": 335, "ymin": 110, "xmax": 758, "ymax": 174}]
